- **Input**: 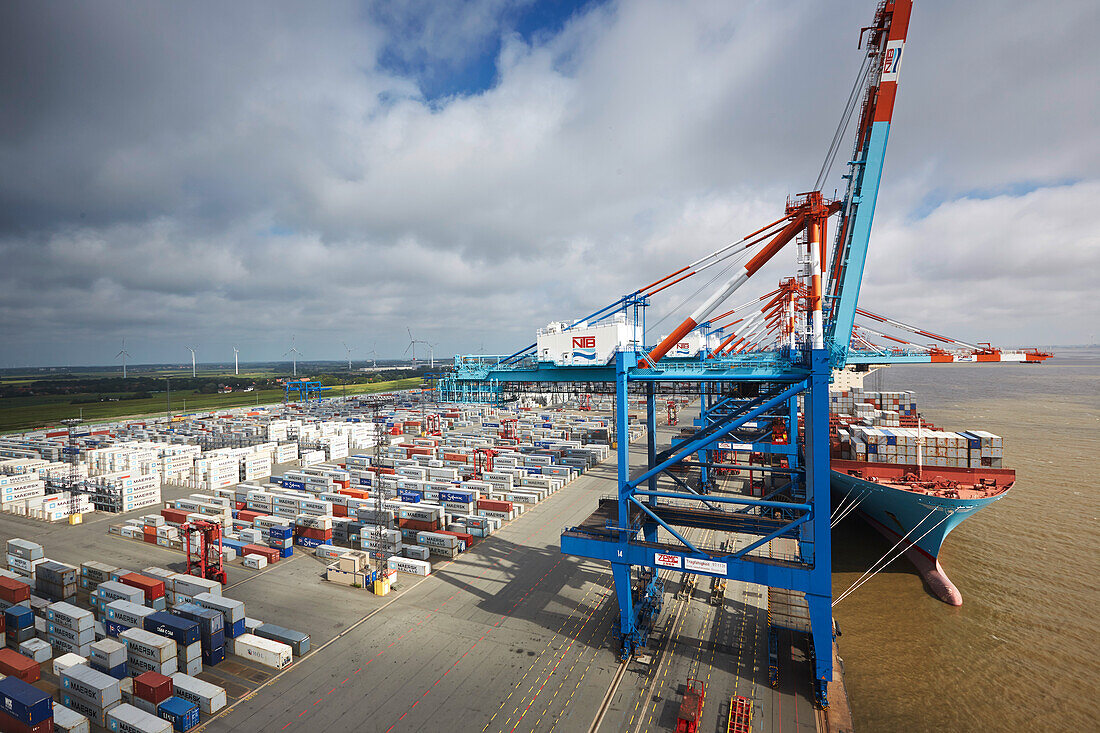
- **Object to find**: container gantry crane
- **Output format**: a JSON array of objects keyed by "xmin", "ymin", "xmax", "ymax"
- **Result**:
[{"xmin": 437, "ymin": 0, "xmax": 1046, "ymax": 708}]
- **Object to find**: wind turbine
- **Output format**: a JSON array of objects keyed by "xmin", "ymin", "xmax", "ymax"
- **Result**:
[
  {"xmin": 284, "ymin": 336, "xmax": 302, "ymax": 377},
  {"xmin": 187, "ymin": 347, "xmax": 197, "ymax": 377},
  {"xmin": 233, "ymin": 346, "xmax": 240, "ymax": 376},
  {"xmin": 367, "ymin": 342, "xmax": 378, "ymax": 368},
  {"xmin": 426, "ymin": 342, "xmax": 438, "ymax": 369},
  {"xmin": 116, "ymin": 339, "xmax": 131, "ymax": 378},
  {"xmin": 342, "ymin": 341, "xmax": 354, "ymax": 371},
  {"xmin": 404, "ymin": 328, "xmax": 418, "ymax": 368}
]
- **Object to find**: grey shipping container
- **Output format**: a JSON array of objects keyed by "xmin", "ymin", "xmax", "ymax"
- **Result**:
[
  {"xmin": 61, "ymin": 693, "xmax": 117, "ymax": 728},
  {"xmin": 91, "ymin": 638, "xmax": 128, "ymax": 668},
  {"xmin": 61, "ymin": 663, "xmax": 123, "ymax": 708},
  {"xmin": 126, "ymin": 655, "xmax": 177, "ymax": 677},
  {"xmin": 254, "ymin": 623, "xmax": 310, "ymax": 656},
  {"xmin": 53, "ymin": 701, "xmax": 92, "ymax": 733},
  {"xmin": 193, "ymin": 592, "xmax": 245, "ymax": 624},
  {"xmin": 48, "ymin": 601, "xmax": 95, "ymax": 631},
  {"xmin": 50, "ymin": 622, "xmax": 96, "ymax": 645},
  {"xmin": 107, "ymin": 600, "xmax": 155, "ymax": 629},
  {"xmin": 51, "ymin": 637, "xmax": 93, "ymax": 657},
  {"xmin": 105, "ymin": 703, "xmax": 173, "ymax": 733},
  {"xmin": 6, "ymin": 538, "xmax": 44, "ymax": 560},
  {"xmin": 170, "ymin": 672, "xmax": 228, "ymax": 714},
  {"xmin": 119, "ymin": 628, "xmax": 176, "ymax": 662}
]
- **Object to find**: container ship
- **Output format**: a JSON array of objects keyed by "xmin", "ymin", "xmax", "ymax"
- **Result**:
[{"xmin": 829, "ymin": 383, "xmax": 1013, "ymax": 605}]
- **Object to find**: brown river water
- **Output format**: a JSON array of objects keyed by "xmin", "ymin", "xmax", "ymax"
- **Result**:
[{"xmin": 830, "ymin": 347, "xmax": 1100, "ymax": 731}]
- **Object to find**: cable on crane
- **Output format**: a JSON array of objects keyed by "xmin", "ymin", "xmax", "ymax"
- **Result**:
[
  {"xmin": 833, "ymin": 509, "xmax": 956, "ymax": 606},
  {"xmin": 815, "ymin": 54, "xmax": 873, "ymax": 191}
]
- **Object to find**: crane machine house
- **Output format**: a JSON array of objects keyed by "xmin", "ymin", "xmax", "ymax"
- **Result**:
[{"xmin": 536, "ymin": 313, "xmax": 643, "ymax": 366}]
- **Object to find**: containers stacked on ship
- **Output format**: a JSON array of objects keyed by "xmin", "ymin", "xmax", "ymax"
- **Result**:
[
  {"xmin": 59, "ymin": 663, "xmax": 123, "ymax": 728},
  {"xmin": 0, "ymin": 676, "xmax": 54, "ymax": 733},
  {"xmin": 47, "ymin": 601, "xmax": 96, "ymax": 657}
]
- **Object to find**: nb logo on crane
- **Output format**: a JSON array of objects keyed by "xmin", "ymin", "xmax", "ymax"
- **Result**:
[
  {"xmin": 572, "ymin": 336, "xmax": 596, "ymax": 348},
  {"xmin": 881, "ymin": 40, "xmax": 904, "ymax": 82}
]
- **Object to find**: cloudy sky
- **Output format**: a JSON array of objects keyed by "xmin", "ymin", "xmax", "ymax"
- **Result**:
[{"xmin": 1, "ymin": 0, "xmax": 1097, "ymax": 367}]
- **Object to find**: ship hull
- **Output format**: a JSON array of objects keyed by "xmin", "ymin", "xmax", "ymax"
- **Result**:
[{"xmin": 830, "ymin": 463, "xmax": 1011, "ymax": 605}]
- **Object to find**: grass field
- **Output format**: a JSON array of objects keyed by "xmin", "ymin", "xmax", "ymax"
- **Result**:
[{"xmin": 0, "ymin": 377, "xmax": 423, "ymax": 434}]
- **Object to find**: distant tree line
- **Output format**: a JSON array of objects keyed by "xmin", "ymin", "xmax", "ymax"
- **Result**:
[{"xmin": 1, "ymin": 367, "xmax": 433, "ymax": 401}]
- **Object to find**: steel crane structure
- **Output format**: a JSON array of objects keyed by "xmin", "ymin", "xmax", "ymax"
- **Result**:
[{"xmin": 435, "ymin": 0, "xmax": 1048, "ymax": 707}]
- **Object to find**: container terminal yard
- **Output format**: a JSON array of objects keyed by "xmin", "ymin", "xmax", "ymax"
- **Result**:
[
  {"xmin": 0, "ymin": 394, "xmax": 833, "ymax": 732},
  {"xmin": 0, "ymin": 1, "xmax": 1058, "ymax": 731}
]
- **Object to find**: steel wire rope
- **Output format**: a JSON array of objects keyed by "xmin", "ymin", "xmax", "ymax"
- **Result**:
[
  {"xmin": 644, "ymin": 249, "xmax": 751, "ymax": 340},
  {"xmin": 814, "ymin": 53, "xmax": 873, "ymax": 191},
  {"xmin": 833, "ymin": 509, "xmax": 957, "ymax": 606}
]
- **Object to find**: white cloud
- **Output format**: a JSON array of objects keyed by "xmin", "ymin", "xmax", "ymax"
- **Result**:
[{"xmin": 0, "ymin": 0, "xmax": 1097, "ymax": 366}]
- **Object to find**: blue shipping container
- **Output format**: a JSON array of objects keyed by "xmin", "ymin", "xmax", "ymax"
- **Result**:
[
  {"xmin": 172, "ymin": 603, "xmax": 224, "ymax": 635},
  {"xmin": 89, "ymin": 658, "xmax": 128, "ymax": 680},
  {"xmin": 0, "ymin": 676, "xmax": 53, "ymax": 725},
  {"xmin": 201, "ymin": 645, "xmax": 225, "ymax": 666},
  {"xmin": 439, "ymin": 490, "xmax": 473, "ymax": 504},
  {"xmin": 397, "ymin": 490, "xmax": 421, "ymax": 503},
  {"xmin": 226, "ymin": 618, "xmax": 246, "ymax": 638},
  {"xmin": 278, "ymin": 546, "xmax": 294, "ymax": 558},
  {"xmin": 105, "ymin": 619, "xmax": 128, "ymax": 637},
  {"xmin": 3, "ymin": 605, "xmax": 34, "ymax": 630},
  {"xmin": 144, "ymin": 611, "xmax": 200, "ymax": 645},
  {"xmin": 158, "ymin": 696, "xmax": 200, "ymax": 732},
  {"xmin": 268, "ymin": 526, "xmax": 293, "ymax": 540},
  {"xmin": 294, "ymin": 536, "xmax": 331, "ymax": 549}
]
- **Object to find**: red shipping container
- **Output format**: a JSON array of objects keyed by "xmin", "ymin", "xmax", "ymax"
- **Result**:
[
  {"xmin": 293, "ymin": 527, "xmax": 332, "ymax": 541},
  {"xmin": 119, "ymin": 572, "xmax": 165, "ymax": 601},
  {"xmin": 442, "ymin": 452, "xmax": 469, "ymax": 463},
  {"xmin": 338, "ymin": 488, "xmax": 369, "ymax": 499},
  {"xmin": 0, "ymin": 649, "xmax": 40, "ymax": 683},
  {"xmin": 242, "ymin": 545, "xmax": 279, "ymax": 563},
  {"xmin": 142, "ymin": 527, "xmax": 158, "ymax": 544},
  {"xmin": 476, "ymin": 499, "xmax": 513, "ymax": 513},
  {"xmin": 0, "ymin": 577, "xmax": 31, "ymax": 604},
  {"xmin": 438, "ymin": 530, "xmax": 474, "ymax": 548},
  {"xmin": 134, "ymin": 670, "xmax": 173, "ymax": 704},
  {"xmin": 161, "ymin": 508, "xmax": 189, "ymax": 525},
  {"xmin": 398, "ymin": 517, "xmax": 442, "ymax": 532},
  {"xmin": 237, "ymin": 510, "xmax": 263, "ymax": 522},
  {"xmin": 0, "ymin": 713, "xmax": 53, "ymax": 733},
  {"xmin": 332, "ymin": 505, "xmax": 348, "ymax": 518},
  {"xmin": 375, "ymin": 467, "xmax": 396, "ymax": 476},
  {"xmin": 235, "ymin": 501, "xmax": 246, "ymax": 510}
]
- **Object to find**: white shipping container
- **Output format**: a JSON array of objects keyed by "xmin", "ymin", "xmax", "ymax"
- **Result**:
[{"xmin": 228, "ymin": 633, "xmax": 292, "ymax": 669}]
